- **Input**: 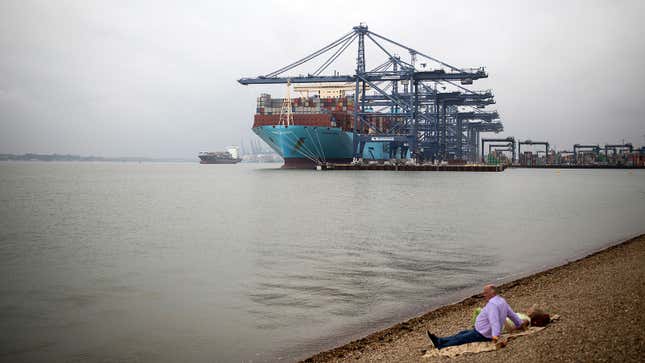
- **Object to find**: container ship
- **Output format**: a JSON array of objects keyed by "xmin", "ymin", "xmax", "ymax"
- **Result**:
[
  {"xmin": 198, "ymin": 147, "xmax": 241, "ymax": 164},
  {"xmin": 252, "ymin": 87, "xmax": 407, "ymax": 169}
]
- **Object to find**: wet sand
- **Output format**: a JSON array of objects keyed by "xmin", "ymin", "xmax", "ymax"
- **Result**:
[{"xmin": 303, "ymin": 234, "xmax": 645, "ymax": 362}]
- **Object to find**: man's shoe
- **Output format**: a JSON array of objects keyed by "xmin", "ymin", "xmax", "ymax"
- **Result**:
[{"xmin": 426, "ymin": 330, "xmax": 439, "ymax": 349}]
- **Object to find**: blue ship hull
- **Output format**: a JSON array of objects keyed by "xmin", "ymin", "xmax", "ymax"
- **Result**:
[{"xmin": 253, "ymin": 125, "xmax": 392, "ymax": 168}]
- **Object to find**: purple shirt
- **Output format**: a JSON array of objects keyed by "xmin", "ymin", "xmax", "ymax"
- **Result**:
[{"xmin": 474, "ymin": 295, "xmax": 523, "ymax": 338}]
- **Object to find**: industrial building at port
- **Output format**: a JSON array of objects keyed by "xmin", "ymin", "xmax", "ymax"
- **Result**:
[{"xmin": 239, "ymin": 24, "xmax": 644, "ymax": 170}]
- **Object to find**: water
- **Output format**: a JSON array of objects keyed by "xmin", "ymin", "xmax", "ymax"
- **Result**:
[{"xmin": 1, "ymin": 162, "xmax": 644, "ymax": 362}]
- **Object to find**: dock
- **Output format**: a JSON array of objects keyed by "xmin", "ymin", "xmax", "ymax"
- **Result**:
[
  {"xmin": 509, "ymin": 164, "xmax": 644, "ymax": 169},
  {"xmin": 319, "ymin": 163, "xmax": 506, "ymax": 172},
  {"xmin": 317, "ymin": 163, "xmax": 643, "ymax": 171}
]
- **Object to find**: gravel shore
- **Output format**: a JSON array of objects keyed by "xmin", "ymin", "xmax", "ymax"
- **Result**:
[{"xmin": 303, "ymin": 234, "xmax": 645, "ymax": 362}]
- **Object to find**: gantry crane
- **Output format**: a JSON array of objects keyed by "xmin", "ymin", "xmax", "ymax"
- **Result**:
[
  {"xmin": 238, "ymin": 24, "xmax": 502, "ymax": 163},
  {"xmin": 573, "ymin": 144, "xmax": 601, "ymax": 165},
  {"xmin": 481, "ymin": 137, "xmax": 515, "ymax": 164},
  {"xmin": 466, "ymin": 121, "xmax": 503, "ymax": 161},
  {"xmin": 487, "ymin": 144, "xmax": 513, "ymax": 164},
  {"xmin": 457, "ymin": 111, "xmax": 500, "ymax": 160},
  {"xmin": 604, "ymin": 143, "xmax": 633, "ymax": 157},
  {"xmin": 518, "ymin": 140, "xmax": 549, "ymax": 165}
]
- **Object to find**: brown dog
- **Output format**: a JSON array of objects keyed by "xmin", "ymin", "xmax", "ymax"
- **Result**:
[{"xmin": 527, "ymin": 305, "xmax": 551, "ymax": 327}]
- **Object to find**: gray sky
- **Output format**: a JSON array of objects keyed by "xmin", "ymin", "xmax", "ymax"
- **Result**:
[{"xmin": 1, "ymin": 0, "xmax": 644, "ymax": 157}]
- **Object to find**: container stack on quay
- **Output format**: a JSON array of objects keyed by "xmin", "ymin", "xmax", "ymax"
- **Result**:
[{"xmin": 629, "ymin": 153, "xmax": 645, "ymax": 167}]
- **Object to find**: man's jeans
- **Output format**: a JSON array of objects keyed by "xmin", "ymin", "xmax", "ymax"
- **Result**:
[{"xmin": 436, "ymin": 329, "xmax": 490, "ymax": 349}]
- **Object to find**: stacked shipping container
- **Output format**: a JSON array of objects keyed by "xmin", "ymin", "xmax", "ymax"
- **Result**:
[
  {"xmin": 254, "ymin": 94, "xmax": 394, "ymax": 133},
  {"xmin": 256, "ymin": 94, "xmax": 355, "ymax": 115}
]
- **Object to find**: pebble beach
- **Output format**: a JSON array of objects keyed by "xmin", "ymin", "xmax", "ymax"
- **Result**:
[{"xmin": 303, "ymin": 234, "xmax": 645, "ymax": 362}]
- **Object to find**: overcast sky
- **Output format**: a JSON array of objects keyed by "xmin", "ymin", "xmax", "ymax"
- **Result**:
[{"xmin": 1, "ymin": 0, "xmax": 644, "ymax": 157}]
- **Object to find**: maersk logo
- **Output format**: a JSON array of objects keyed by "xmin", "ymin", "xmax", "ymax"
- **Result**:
[{"xmin": 371, "ymin": 137, "xmax": 394, "ymax": 141}]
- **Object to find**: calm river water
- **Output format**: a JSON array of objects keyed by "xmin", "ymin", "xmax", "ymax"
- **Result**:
[{"xmin": 1, "ymin": 162, "xmax": 644, "ymax": 362}]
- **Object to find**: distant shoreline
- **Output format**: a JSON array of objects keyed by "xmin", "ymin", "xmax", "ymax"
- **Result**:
[
  {"xmin": 302, "ymin": 233, "xmax": 645, "ymax": 362},
  {"xmin": 0, "ymin": 153, "xmax": 196, "ymax": 163}
]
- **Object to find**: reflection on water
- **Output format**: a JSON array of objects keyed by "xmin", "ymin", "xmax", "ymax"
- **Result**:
[{"xmin": 0, "ymin": 162, "xmax": 644, "ymax": 362}]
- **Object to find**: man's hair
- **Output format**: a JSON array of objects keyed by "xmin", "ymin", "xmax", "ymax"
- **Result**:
[{"xmin": 485, "ymin": 284, "xmax": 497, "ymax": 294}]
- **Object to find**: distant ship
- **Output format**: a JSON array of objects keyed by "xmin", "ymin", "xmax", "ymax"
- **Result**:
[{"xmin": 199, "ymin": 147, "xmax": 241, "ymax": 164}]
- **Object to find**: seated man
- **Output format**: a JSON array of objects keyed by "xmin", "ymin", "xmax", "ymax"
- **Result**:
[
  {"xmin": 472, "ymin": 307, "xmax": 530, "ymax": 333},
  {"xmin": 427, "ymin": 284, "xmax": 528, "ymax": 349}
]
